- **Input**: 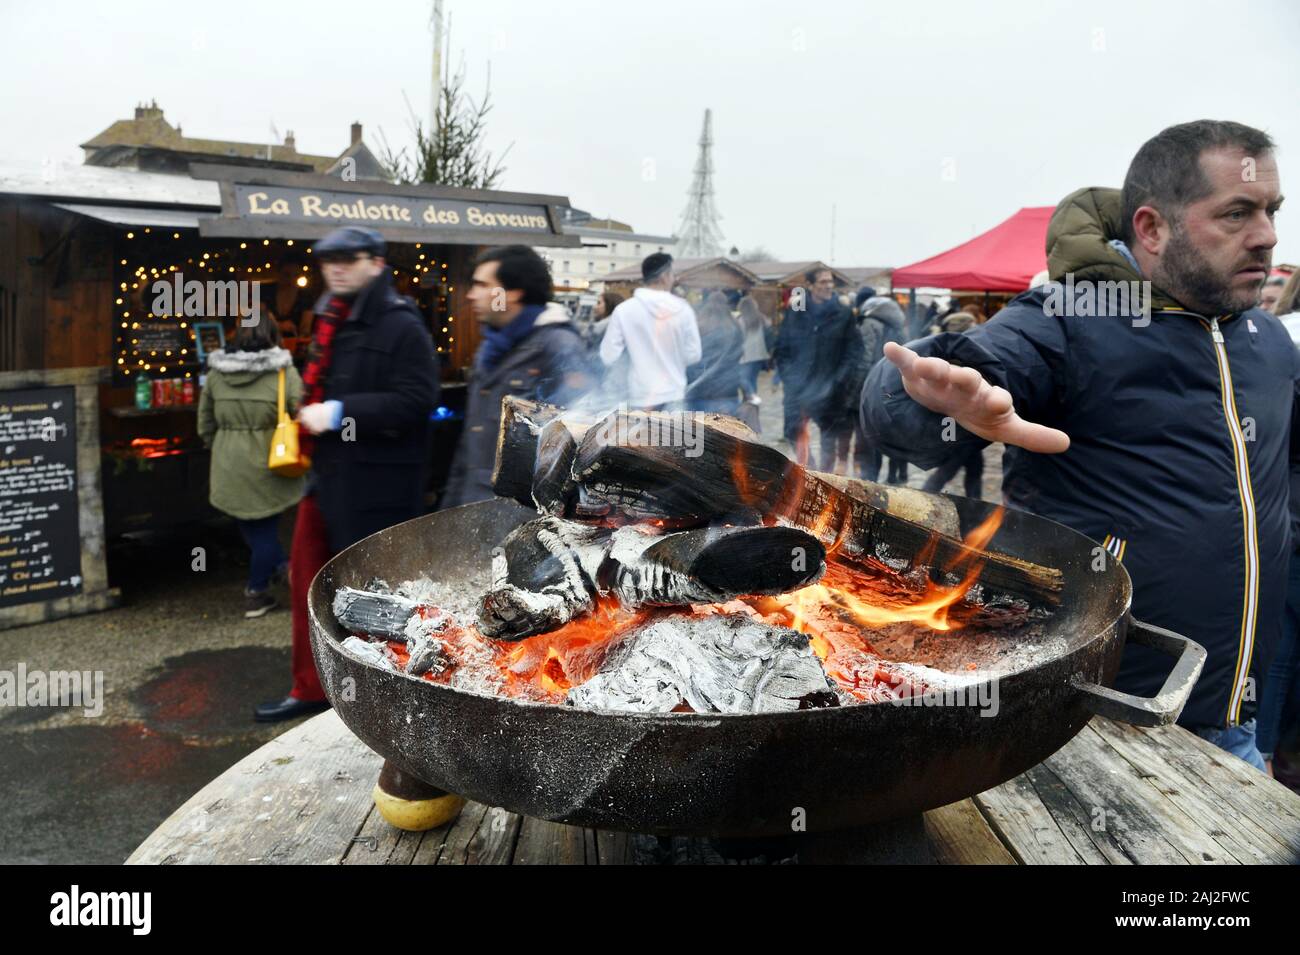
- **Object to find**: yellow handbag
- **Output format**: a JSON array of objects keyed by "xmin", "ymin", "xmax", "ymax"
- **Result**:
[{"xmin": 268, "ymin": 367, "xmax": 311, "ymax": 477}]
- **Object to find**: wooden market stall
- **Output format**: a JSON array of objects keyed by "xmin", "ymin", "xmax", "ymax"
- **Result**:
[
  {"xmin": 600, "ymin": 256, "xmax": 759, "ymax": 301},
  {"xmin": 0, "ymin": 159, "xmax": 578, "ymax": 623}
]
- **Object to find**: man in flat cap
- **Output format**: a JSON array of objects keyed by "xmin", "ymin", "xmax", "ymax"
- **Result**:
[{"xmin": 255, "ymin": 226, "xmax": 438, "ymax": 722}]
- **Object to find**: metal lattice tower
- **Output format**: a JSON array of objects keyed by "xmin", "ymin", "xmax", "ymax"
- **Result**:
[{"xmin": 675, "ymin": 109, "xmax": 725, "ymax": 258}]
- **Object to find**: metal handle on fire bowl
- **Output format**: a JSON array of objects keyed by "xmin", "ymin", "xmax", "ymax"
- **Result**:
[{"xmin": 1070, "ymin": 618, "xmax": 1207, "ymax": 727}]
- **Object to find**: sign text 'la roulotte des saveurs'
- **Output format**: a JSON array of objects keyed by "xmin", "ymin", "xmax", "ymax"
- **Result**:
[{"xmin": 232, "ymin": 183, "xmax": 553, "ymax": 232}]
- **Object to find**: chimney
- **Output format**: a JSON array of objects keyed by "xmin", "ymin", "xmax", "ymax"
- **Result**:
[
  {"xmin": 134, "ymin": 100, "xmax": 163, "ymax": 121},
  {"xmin": 284, "ymin": 129, "xmax": 296, "ymax": 151},
  {"xmin": 350, "ymin": 121, "xmax": 362, "ymax": 146}
]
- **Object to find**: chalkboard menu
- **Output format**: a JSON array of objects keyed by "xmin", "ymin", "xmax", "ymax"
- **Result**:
[
  {"xmin": 134, "ymin": 322, "xmax": 193, "ymax": 360},
  {"xmin": 0, "ymin": 386, "xmax": 82, "ymax": 607}
]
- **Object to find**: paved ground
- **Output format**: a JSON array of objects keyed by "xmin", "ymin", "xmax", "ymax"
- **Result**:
[
  {"xmin": 0, "ymin": 519, "xmax": 299, "ymax": 864},
  {"xmin": 0, "ymin": 369, "xmax": 1005, "ymax": 864}
]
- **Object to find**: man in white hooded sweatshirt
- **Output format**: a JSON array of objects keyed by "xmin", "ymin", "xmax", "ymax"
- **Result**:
[{"xmin": 599, "ymin": 253, "xmax": 702, "ymax": 409}]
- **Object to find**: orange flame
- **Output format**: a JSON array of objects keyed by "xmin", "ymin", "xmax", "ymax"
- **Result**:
[
  {"xmin": 389, "ymin": 507, "xmax": 1009, "ymax": 705},
  {"xmin": 493, "ymin": 596, "xmax": 647, "ymax": 700}
]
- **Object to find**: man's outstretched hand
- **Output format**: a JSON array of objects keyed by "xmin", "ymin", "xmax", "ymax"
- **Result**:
[{"xmin": 882, "ymin": 341, "xmax": 1070, "ymax": 454}]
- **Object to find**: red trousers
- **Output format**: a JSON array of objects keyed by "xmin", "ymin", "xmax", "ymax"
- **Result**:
[{"xmin": 289, "ymin": 494, "xmax": 335, "ymax": 701}]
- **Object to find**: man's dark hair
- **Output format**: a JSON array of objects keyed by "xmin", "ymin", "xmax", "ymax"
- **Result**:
[
  {"xmin": 474, "ymin": 245, "xmax": 553, "ymax": 305},
  {"xmin": 1120, "ymin": 120, "xmax": 1275, "ymax": 243},
  {"xmin": 805, "ymin": 266, "xmax": 832, "ymax": 285},
  {"xmin": 641, "ymin": 252, "xmax": 673, "ymax": 283}
]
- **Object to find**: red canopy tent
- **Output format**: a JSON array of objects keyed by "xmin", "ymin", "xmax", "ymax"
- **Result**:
[{"xmin": 892, "ymin": 207, "xmax": 1052, "ymax": 291}]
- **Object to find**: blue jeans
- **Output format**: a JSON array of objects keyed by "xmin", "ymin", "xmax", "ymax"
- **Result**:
[
  {"xmin": 739, "ymin": 361, "xmax": 764, "ymax": 395},
  {"xmin": 1194, "ymin": 718, "xmax": 1267, "ymax": 772},
  {"xmin": 1257, "ymin": 551, "xmax": 1300, "ymax": 758},
  {"xmin": 237, "ymin": 514, "xmax": 288, "ymax": 593}
]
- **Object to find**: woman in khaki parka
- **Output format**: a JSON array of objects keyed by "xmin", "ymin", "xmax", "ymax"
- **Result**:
[{"xmin": 197, "ymin": 311, "xmax": 305, "ymax": 618}]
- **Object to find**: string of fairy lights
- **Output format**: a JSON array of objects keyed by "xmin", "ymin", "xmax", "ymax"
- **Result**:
[{"xmin": 112, "ymin": 229, "xmax": 459, "ymax": 384}]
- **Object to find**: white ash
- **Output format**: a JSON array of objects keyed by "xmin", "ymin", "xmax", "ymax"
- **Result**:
[
  {"xmin": 889, "ymin": 660, "xmax": 995, "ymax": 689},
  {"xmin": 442, "ymin": 635, "xmax": 509, "ymax": 697},
  {"xmin": 339, "ymin": 636, "xmax": 400, "ymax": 672},
  {"xmin": 401, "ymin": 607, "xmax": 454, "ymax": 642},
  {"xmin": 478, "ymin": 581, "xmax": 586, "ymax": 641},
  {"xmin": 396, "ymin": 606, "xmax": 456, "ymax": 676},
  {"xmin": 605, "ymin": 525, "xmax": 728, "ymax": 608},
  {"xmin": 566, "ymin": 613, "xmax": 834, "ymax": 714},
  {"xmin": 392, "ymin": 574, "xmax": 491, "ymax": 622}
]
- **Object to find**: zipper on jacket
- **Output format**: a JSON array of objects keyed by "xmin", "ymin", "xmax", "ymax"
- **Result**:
[{"xmin": 1200, "ymin": 314, "xmax": 1259, "ymax": 727}]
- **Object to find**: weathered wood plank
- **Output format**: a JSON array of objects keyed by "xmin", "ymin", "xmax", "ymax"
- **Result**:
[
  {"xmin": 126, "ymin": 709, "xmax": 381, "ymax": 865},
  {"xmin": 464, "ymin": 806, "xmax": 523, "ymax": 865},
  {"xmin": 129, "ymin": 704, "xmax": 1300, "ymax": 867},
  {"xmin": 1090, "ymin": 718, "xmax": 1300, "ymax": 862},
  {"xmin": 922, "ymin": 799, "xmax": 1017, "ymax": 865},
  {"xmin": 430, "ymin": 802, "xmax": 493, "ymax": 865},
  {"xmin": 975, "ymin": 766, "xmax": 1092, "ymax": 864},
  {"xmin": 595, "ymin": 828, "xmax": 633, "ymax": 865},
  {"xmin": 1035, "ymin": 722, "xmax": 1235, "ymax": 864},
  {"xmin": 1016, "ymin": 760, "xmax": 1134, "ymax": 865},
  {"xmin": 340, "ymin": 805, "xmax": 407, "ymax": 865},
  {"xmin": 408, "ymin": 816, "xmax": 457, "ymax": 865},
  {"xmin": 512, "ymin": 816, "xmax": 592, "ymax": 864}
]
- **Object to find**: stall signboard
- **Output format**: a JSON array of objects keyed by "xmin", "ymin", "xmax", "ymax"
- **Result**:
[
  {"xmin": 0, "ymin": 386, "xmax": 83, "ymax": 608},
  {"xmin": 192, "ymin": 165, "xmax": 580, "ymax": 246},
  {"xmin": 134, "ymin": 322, "xmax": 193, "ymax": 360},
  {"xmin": 232, "ymin": 183, "xmax": 554, "ymax": 233}
]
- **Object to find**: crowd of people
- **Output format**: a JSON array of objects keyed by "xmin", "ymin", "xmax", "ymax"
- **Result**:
[{"xmin": 194, "ymin": 117, "xmax": 1300, "ymax": 792}]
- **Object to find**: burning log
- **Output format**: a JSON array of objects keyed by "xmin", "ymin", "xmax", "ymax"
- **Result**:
[
  {"xmin": 491, "ymin": 400, "xmax": 1062, "ymax": 607},
  {"xmin": 477, "ymin": 516, "xmax": 827, "ymax": 640},
  {"xmin": 491, "ymin": 397, "xmax": 568, "ymax": 506},
  {"xmin": 532, "ymin": 417, "xmax": 586, "ymax": 516},
  {"xmin": 478, "ymin": 518, "xmax": 608, "ymax": 640},
  {"xmin": 334, "ymin": 587, "xmax": 456, "ymax": 677},
  {"xmin": 565, "ymin": 613, "xmax": 838, "ymax": 714}
]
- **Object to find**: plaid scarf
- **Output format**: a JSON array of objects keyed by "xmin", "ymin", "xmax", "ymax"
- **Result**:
[{"xmin": 300, "ymin": 294, "xmax": 351, "ymax": 456}]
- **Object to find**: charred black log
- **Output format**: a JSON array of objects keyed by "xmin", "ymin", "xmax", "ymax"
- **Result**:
[
  {"xmin": 571, "ymin": 408, "xmax": 782, "ymax": 524},
  {"xmin": 491, "ymin": 397, "xmax": 565, "ymax": 505},
  {"xmin": 609, "ymin": 524, "xmax": 826, "ymax": 606},
  {"xmin": 476, "ymin": 517, "xmax": 827, "ymax": 640},
  {"xmin": 333, "ymin": 587, "xmax": 419, "ymax": 638},
  {"xmin": 477, "ymin": 517, "xmax": 610, "ymax": 640},
  {"xmin": 532, "ymin": 417, "xmax": 585, "ymax": 516},
  {"xmin": 577, "ymin": 410, "xmax": 1055, "ymax": 605},
  {"xmin": 492, "ymin": 402, "xmax": 1062, "ymax": 607}
]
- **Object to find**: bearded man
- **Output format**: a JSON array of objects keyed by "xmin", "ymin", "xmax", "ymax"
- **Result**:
[{"xmin": 861, "ymin": 121, "xmax": 1292, "ymax": 770}]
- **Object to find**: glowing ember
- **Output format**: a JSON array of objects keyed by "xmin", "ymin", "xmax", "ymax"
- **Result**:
[{"xmin": 345, "ymin": 507, "xmax": 1021, "ymax": 707}]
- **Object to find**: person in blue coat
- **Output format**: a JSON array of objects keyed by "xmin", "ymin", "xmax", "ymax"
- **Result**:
[{"xmin": 861, "ymin": 120, "xmax": 1294, "ymax": 770}]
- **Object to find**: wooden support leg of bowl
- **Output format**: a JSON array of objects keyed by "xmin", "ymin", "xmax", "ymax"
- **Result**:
[{"xmin": 372, "ymin": 760, "xmax": 466, "ymax": 832}]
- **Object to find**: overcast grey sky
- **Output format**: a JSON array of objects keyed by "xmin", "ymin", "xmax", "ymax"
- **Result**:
[{"xmin": 4, "ymin": 0, "xmax": 1298, "ymax": 267}]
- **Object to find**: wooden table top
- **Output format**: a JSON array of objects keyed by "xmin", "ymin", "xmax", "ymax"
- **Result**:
[{"xmin": 127, "ymin": 709, "xmax": 1300, "ymax": 865}]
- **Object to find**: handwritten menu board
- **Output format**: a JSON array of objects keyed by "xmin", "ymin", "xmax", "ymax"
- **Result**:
[
  {"xmin": 134, "ymin": 322, "xmax": 193, "ymax": 361},
  {"xmin": 0, "ymin": 386, "xmax": 82, "ymax": 607}
]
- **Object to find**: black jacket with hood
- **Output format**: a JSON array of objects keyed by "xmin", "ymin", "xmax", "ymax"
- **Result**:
[
  {"xmin": 861, "ymin": 187, "xmax": 1300, "ymax": 729},
  {"xmin": 774, "ymin": 293, "xmax": 866, "ymax": 423}
]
